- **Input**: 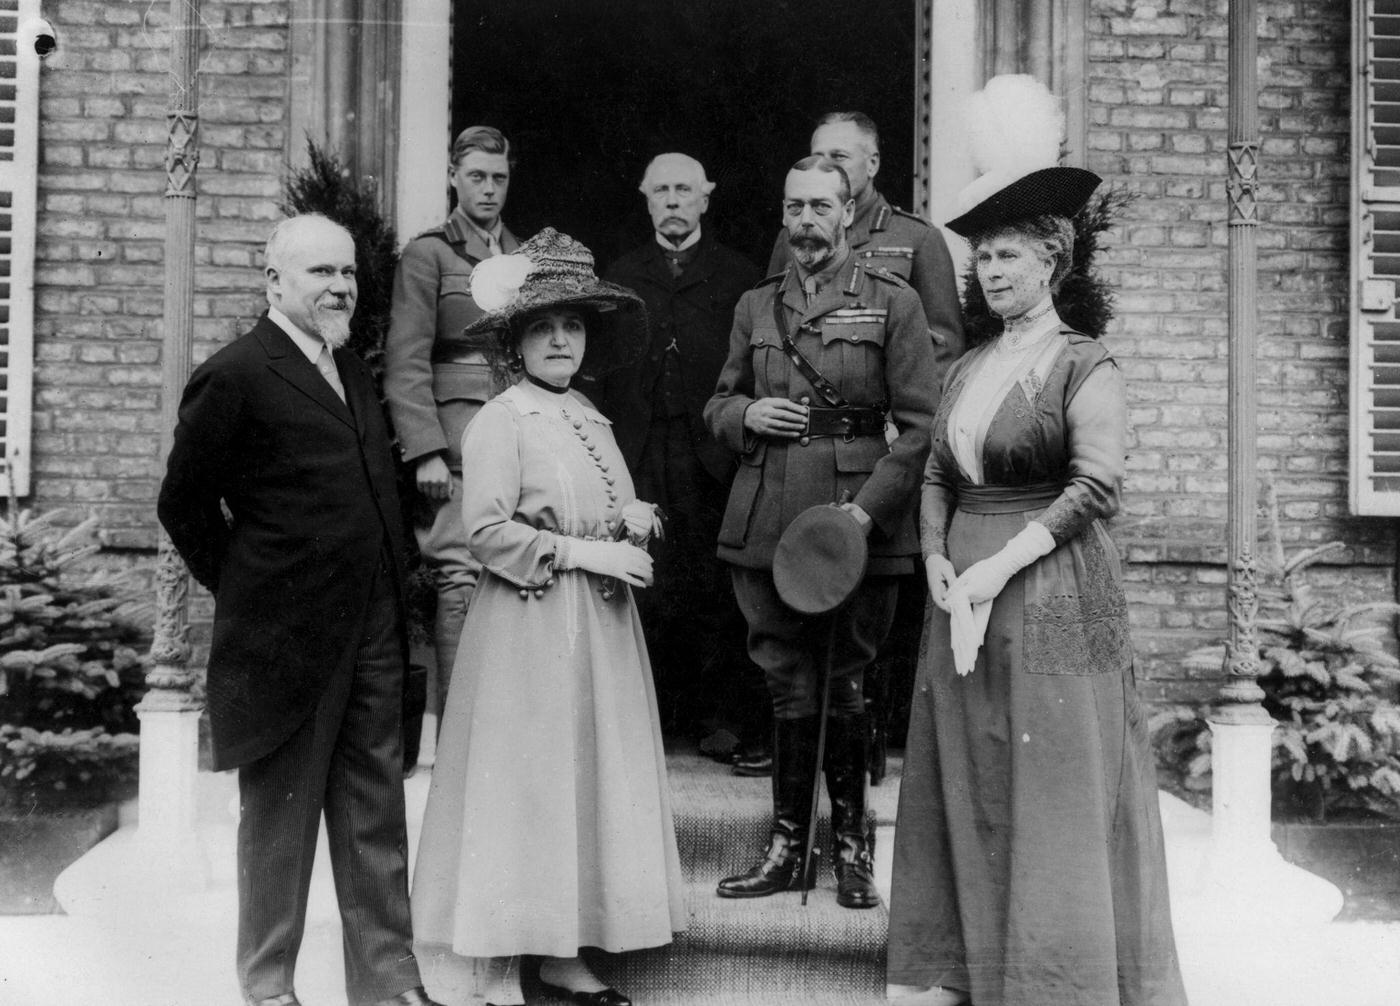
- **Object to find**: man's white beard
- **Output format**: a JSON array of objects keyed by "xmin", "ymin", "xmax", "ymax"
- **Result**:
[{"xmin": 315, "ymin": 310, "xmax": 352, "ymax": 349}]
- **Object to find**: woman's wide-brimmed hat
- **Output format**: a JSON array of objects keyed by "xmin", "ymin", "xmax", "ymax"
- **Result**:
[
  {"xmin": 944, "ymin": 75, "xmax": 1101, "ymax": 239},
  {"xmin": 464, "ymin": 227, "xmax": 646, "ymax": 377}
]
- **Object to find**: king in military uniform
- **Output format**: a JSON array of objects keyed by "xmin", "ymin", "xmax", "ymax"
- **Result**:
[
  {"xmin": 384, "ymin": 126, "xmax": 523, "ymax": 735},
  {"xmin": 705, "ymin": 156, "xmax": 939, "ymax": 910},
  {"xmin": 770, "ymin": 110, "xmax": 966, "ymax": 781}
]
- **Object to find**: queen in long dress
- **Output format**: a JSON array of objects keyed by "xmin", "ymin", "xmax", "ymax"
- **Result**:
[
  {"xmin": 411, "ymin": 229, "xmax": 686, "ymax": 1006},
  {"xmin": 885, "ymin": 77, "xmax": 1188, "ymax": 1006}
]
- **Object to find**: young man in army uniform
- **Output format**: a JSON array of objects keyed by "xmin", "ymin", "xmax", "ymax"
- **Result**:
[
  {"xmin": 705, "ymin": 157, "xmax": 939, "ymax": 910},
  {"xmin": 384, "ymin": 126, "xmax": 522, "ymax": 743}
]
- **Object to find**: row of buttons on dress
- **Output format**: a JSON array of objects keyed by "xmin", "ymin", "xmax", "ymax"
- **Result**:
[{"xmin": 563, "ymin": 405, "xmax": 619, "ymax": 534}]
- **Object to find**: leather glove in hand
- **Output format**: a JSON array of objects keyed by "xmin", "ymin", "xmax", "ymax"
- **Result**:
[{"xmin": 952, "ymin": 522, "xmax": 1055, "ymax": 604}]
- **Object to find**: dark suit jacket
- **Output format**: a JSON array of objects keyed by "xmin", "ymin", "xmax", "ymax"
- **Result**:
[
  {"xmin": 596, "ymin": 233, "xmax": 760, "ymax": 485},
  {"xmin": 158, "ymin": 314, "xmax": 409, "ymax": 770},
  {"xmin": 704, "ymin": 257, "xmax": 938, "ymax": 576}
]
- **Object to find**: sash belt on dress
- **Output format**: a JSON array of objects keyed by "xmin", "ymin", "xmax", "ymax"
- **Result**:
[{"xmin": 956, "ymin": 481, "xmax": 1063, "ymax": 514}]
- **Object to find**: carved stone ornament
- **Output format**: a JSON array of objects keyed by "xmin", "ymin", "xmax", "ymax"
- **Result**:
[
  {"xmin": 1226, "ymin": 141, "xmax": 1258, "ymax": 225},
  {"xmin": 165, "ymin": 111, "xmax": 200, "ymax": 197}
]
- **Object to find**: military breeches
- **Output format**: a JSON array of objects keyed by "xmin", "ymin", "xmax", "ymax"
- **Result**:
[
  {"xmin": 415, "ymin": 474, "xmax": 480, "ymax": 718},
  {"xmin": 731, "ymin": 566, "xmax": 899, "ymax": 720}
]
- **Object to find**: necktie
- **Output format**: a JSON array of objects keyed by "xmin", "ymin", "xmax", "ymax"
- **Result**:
[
  {"xmin": 316, "ymin": 344, "xmax": 346, "ymax": 404},
  {"xmin": 666, "ymin": 253, "xmax": 684, "ymax": 279},
  {"xmin": 803, "ymin": 275, "xmax": 819, "ymax": 306},
  {"xmin": 486, "ymin": 232, "xmax": 501, "ymax": 257}
]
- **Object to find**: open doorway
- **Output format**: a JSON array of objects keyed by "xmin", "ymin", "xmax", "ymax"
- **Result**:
[{"xmin": 452, "ymin": 0, "xmax": 918, "ymax": 272}]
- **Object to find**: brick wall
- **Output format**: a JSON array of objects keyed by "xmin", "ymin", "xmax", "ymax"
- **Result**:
[
  {"xmin": 26, "ymin": 1, "xmax": 1387, "ymax": 706},
  {"xmin": 1086, "ymin": 0, "xmax": 1390, "ymax": 702},
  {"xmin": 35, "ymin": 1, "xmax": 289, "ymax": 551}
]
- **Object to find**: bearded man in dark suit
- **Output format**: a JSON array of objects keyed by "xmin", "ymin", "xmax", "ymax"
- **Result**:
[
  {"xmin": 158, "ymin": 214, "xmax": 440, "ymax": 1006},
  {"xmin": 595, "ymin": 153, "xmax": 763, "ymax": 752}
]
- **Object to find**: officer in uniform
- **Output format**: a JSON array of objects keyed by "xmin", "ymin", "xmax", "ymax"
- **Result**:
[
  {"xmin": 770, "ymin": 111, "xmax": 965, "ymax": 781},
  {"xmin": 384, "ymin": 126, "xmax": 522, "ymax": 738},
  {"xmin": 705, "ymin": 156, "xmax": 938, "ymax": 910},
  {"xmin": 768, "ymin": 110, "xmax": 964, "ymax": 361},
  {"xmin": 594, "ymin": 153, "xmax": 763, "ymax": 746}
]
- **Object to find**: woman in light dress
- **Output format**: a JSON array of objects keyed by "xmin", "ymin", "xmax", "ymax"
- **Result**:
[{"xmin": 411, "ymin": 229, "xmax": 685, "ymax": 1006}]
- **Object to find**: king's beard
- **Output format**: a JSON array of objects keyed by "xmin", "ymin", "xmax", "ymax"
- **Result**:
[{"xmin": 788, "ymin": 230, "xmax": 842, "ymax": 272}]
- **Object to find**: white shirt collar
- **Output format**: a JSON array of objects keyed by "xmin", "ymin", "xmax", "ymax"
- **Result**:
[
  {"xmin": 654, "ymin": 224, "xmax": 702, "ymax": 253},
  {"xmin": 267, "ymin": 305, "xmax": 325, "ymax": 365}
]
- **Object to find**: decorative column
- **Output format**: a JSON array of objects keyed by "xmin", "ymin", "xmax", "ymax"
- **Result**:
[
  {"xmin": 1206, "ymin": 0, "xmax": 1273, "ymax": 854},
  {"xmin": 55, "ymin": 0, "xmax": 209, "ymax": 915},
  {"xmin": 135, "ymin": 0, "xmax": 205, "ymax": 846},
  {"xmin": 1191, "ymin": 0, "xmax": 1340, "ymax": 925}
]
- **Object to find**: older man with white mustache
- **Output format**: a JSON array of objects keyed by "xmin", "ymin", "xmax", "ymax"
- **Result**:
[{"xmin": 159, "ymin": 213, "xmax": 443, "ymax": 1006}]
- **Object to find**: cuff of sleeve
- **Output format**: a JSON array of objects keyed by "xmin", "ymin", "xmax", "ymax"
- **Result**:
[{"xmin": 552, "ymin": 533, "xmax": 573, "ymax": 572}]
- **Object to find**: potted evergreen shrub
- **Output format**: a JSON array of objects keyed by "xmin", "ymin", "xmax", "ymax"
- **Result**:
[{"xmin": 0, "ymin": 500, "xmax": 151, "ymax": 911}]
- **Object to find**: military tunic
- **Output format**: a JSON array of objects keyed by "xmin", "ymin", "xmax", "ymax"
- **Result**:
[
  {"xmin": 769, "ymin": 188, "xmax": 965, "ymax": 394},
  {"xmin": 705, "ymin": 254, "xmax": 938, "ymax": 717},
  {"xmin": 384, "ymin": 209, "xmax": 523, "ymax": 720}
]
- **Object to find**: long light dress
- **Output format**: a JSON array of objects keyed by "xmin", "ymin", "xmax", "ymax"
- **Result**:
[
  {"xmin": 886, "ymin": 328, "xmax": 1188, "ymax": 1006},
  {"xmin": 411, "ymin": 380, "xmax": 686, "ymax": 961}
]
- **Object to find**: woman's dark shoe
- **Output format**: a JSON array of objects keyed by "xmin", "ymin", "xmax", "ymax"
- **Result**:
[
  {"xmin": 729, "ymin": 748, "xmax": 773, "ymax": 776},
  {"xmin": 537, "ymin": 983, "xmax": 632, "ymax": 1006}
]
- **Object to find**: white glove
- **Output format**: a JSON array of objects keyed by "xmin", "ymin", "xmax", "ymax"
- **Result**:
[
  {"xmin": 952, "ymin": 521, "xmax": 1055, "ymax": 605},
  {"xmin": 924, "ymin": 554, "xmax": 956, "ymax": 612},
  {"xmin": 619, "ymin": 500, "xmax": 662, "ymax": 544},
  {"xmin": 946, "ymin": 583, "xmax": 993, "ymax": 676},
  {"xmin": 558, "ymin": 539, "xmax": 654, "ymax": 587}
]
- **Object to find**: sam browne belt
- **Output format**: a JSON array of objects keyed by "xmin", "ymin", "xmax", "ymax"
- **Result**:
[{"xmin": 801, "ymin": 406, "xmax": 887, "ymax": 440}]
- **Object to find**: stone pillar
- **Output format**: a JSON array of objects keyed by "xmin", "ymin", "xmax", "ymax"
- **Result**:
[
  {"xmin": 1190, "ymin": 0, "xmax": 1340, "ymax": 926},
  {"xmin": 55, "ymin": 0, "xmax": 210, "ymax": 916}
]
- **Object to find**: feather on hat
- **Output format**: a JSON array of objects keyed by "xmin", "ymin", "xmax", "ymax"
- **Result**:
[{"xmin": 945, "ymin": 75, "xmax": 1100, "ymax": 237}]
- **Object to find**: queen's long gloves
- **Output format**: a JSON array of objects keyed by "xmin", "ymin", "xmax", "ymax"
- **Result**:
[{"xmin": 946, "ymin": 521, "xmax": 1056, "ymax": 675}]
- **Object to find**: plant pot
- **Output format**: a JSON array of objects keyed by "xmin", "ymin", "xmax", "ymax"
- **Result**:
[
  {"xmin": 0, "ymin": 799, "xmax": 119, "ymax": 913},
  {"xmin": 1272, "ymin": 816, "xmax": 1400, "ymax": 921}
]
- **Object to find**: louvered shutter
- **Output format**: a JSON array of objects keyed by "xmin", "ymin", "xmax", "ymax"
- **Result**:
[
  {"xmin": 0, "ymin": 0, "xmax": 39, "ymax": 497},
  {"xmin": 1352, "ymin": 0, "xmax": 1400, "ymax": 514}
]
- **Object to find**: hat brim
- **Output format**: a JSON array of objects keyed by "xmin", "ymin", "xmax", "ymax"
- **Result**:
[
  {"xmin": 945, "ymin": 166, "xmax": 1102, "ymax": 238},
  {"xmin": 464, "ymin": 280, "xmax": 648, "ymax": 377},
  {"xmin": 772, "ymin": 505, "xmax": 870, "ymax": 616}
]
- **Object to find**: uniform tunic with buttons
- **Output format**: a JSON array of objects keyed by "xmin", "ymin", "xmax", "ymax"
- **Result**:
[
  {"xmin": 769, "ymin": 188, "xmax": 965, "ymax": 392},
  {"xmin": 706, "ymin": 254, "xmax": 939, "ymax": 574},
  {"xmin": 411, "ymin": 380, "xmax": 686, "ymax": 959}
]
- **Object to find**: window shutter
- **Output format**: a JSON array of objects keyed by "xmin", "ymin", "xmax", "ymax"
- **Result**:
[{"xmin": 0, "ymin": 0, "xmax": 39, "ymax": 497}]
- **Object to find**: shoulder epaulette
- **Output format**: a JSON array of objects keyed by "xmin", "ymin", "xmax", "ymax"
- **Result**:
[
  {"xmin": 866, "ymin": 266, "xmax": 910, "ymax": 288},
  {"xmin": 412, "ymin": 224, "xmax": 448, "ymax": 241},
  {"xmin": 890, "ymin": 206, "xmax": 931, "ymax": 226},
  {"xmin": 756, "ymin": 268, "xmax": 788, "ymax": 288}
]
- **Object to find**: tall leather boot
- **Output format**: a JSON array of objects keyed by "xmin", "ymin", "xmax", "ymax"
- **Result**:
[
  {"xmin": 716, "ymin": 715, "xmax": 820, "ymax": 898},
  {"xmin": 826, "ymin": 713, "xmax": 880, "ymax": 909}
]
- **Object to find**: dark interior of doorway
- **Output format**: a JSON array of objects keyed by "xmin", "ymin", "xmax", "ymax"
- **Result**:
[
  {"xmin": 452, "ymin": 0, "xmax": 918, "ymax": 273},
  {"xmin": 451, "ymin": 0, "xmax": 920, "ymax": 749}
]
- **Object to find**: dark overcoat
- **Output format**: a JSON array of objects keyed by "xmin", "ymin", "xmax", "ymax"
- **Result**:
[
  {"xmin": 704, "ymin": 256, "xmax": 938, "ymax": 576},
  {"xmin": 383, "ymin": 211, "xmax": 521, "ymax": 470},
  {"xmin": 769, "ymin": 189, "xmax": 965, "ymax": 392},
  {"xmin": 157, "ymin": 314, "xmax": 409, "ymax": 770},
  {"xmin": 596, "ymin": 233, "xmax": 760, "ymax": 484}
]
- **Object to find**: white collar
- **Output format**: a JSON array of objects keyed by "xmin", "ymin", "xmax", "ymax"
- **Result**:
[
  {"xmin": 268, "ymin": 305, "xmax": 326, "ymax": 365},
  {"xmin": 655, "ymin": 225, "xmax": 702, "ymax": 253}
]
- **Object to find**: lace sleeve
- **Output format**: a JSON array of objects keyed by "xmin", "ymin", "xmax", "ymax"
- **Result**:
[
  {"xmin": 1038, "ymin": 360, "xmax": 1127, "ymax": 543},
  {"xmin": 919, "ymin": 441, "xmax": 956, "ymax": 560}
]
